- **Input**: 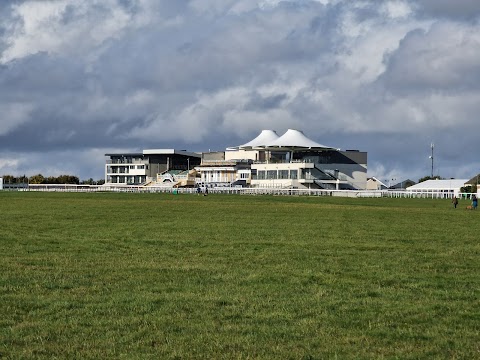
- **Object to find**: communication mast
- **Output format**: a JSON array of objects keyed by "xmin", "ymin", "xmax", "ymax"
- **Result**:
[{"xmin": 429, "ymin": 142, "xmax": 434, "ymax": 178}]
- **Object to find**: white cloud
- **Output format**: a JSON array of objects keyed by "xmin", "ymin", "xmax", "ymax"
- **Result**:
[
  {"xmin": 382, "ymin": 21, "xmax": 480, "ymax": 91},
  {"xmin": 381, "ymin": 1, "xmax": 412, "ymax": 19},
  {"xmin": 1, "ymin": 0, "xmax": 135, "ymax": 63},
  {"xmin": 0, "ymin": 157, "xmax": 20, "ymax": 174},
  {"xmin": 338, "ymin": 4, "xmax": 431, "ymax": 83}
]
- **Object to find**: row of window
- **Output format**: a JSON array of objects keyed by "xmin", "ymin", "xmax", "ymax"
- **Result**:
[
  {"xmin": 254, "ymin": 170, "xmax": 299, "ymax": 180},
  {"xmin": 108, "ymin": 175, "xmax": 146, "ymax": 184},
  {"xmin": 110, "ymin": 157, "xmax": 144, "ymax": 164},
  {"xmin": 107, "ymin": 165, "xmax": 147, "ymax": 174}
]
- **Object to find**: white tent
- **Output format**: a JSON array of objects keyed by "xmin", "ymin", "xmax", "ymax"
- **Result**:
[
  {"xmin": 406, "ymin": 179, "xmax": 468, "ymax": 191},
  {"xmin": 230, "ymin": 129, "xmax": 336, "ymax": 151},
  {"xmin": 232, "ymin": 129, "xmax": 280, "ymax": 150},
  {"xmin": 265, "ymin": 129, "xmax": 336, "ymax": 150},
  {"xmin": 406, "ymin": 179, "xmax": 469, "ymax": 197}
]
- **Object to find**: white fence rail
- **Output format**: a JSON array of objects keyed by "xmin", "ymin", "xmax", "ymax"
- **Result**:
[{"xmin": 7, "ymin": 184, "xmax": 477, "ymax": 199}]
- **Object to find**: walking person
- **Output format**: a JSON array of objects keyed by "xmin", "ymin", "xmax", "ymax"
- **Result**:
[{"xmin": 452, "ymin": 196, "xmax": 458, "ymax": 209}]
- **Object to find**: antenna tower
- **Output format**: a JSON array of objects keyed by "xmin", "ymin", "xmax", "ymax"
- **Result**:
[{"xmin": 429, "ymin": 143, "xmax": 434, "ymax": 178}]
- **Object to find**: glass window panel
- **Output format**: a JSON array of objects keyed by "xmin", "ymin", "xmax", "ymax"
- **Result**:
[{"xmin": 267, "ymin": 170, "xmax": 277, "ymax": 179}]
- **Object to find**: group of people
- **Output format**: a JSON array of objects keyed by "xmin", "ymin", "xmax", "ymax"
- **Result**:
[
  {"xmin": 452, "ymin": 195, "xmax": 477, "ymax": 209},
  {"xmin": 197, "ymin": 186, "xmax": 208, "ymax": 196}
]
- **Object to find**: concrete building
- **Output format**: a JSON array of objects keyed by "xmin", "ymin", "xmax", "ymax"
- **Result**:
[
  {"xmin": 104, "ymin": 129, "xmax": 367, "ymax": 190},
  {"xmin": 105, "ymin": 149, "xmax": 201, "ymax": 185},
  {"xmin": 225, "ymin": 129, "xmax": 367, "ymax": 190}
]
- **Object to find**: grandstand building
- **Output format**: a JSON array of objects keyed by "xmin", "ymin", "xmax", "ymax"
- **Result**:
[
  {"xmin": 223, "ymin": 129, "xmax": 367, "ymax": 190},
  {"xmin": 105, "ymin": 149, "xmax": 200, "ymax": 185},
  {"xmin": 104, "ymin": 129, "xmax": 367, "ymax": 190}
]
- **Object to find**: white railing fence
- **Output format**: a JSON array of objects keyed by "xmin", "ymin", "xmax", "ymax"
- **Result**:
[{"xmin": 11, "ymin": 184, "xmax": 478, "ymax": 199}]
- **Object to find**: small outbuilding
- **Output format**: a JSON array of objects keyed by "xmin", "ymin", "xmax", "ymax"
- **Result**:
[{"xmin": 366, "ymin": 177, "xmax": 387, "ymax": 190}]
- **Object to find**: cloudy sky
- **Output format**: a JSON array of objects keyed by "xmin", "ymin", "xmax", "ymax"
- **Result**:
[{"xmin": 1, "ymin": 0, "xmax": 479, "ymax": 182}]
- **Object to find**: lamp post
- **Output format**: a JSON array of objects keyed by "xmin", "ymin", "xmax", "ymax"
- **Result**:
[{"xmin": 429, "ymin": 142, "xmax": 434, "ymax": 178}]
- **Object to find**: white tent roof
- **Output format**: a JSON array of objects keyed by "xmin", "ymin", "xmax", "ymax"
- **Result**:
[
  {"xmin": 229, "ymin": 129, "xmax": 336, "ymax": 151},
  {"xmin": 406, "ymin": 179, "xmax": 468, "ymax": 191},
  {"xmin": 266, "ymin": 129, "xmax": 336, "ymax": 150},
  {"xmin": 228, "ymin": 130, "xmax": 280, "ymax": 150}
]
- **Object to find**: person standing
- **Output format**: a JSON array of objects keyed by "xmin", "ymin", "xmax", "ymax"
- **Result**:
[
  {"xmin": 472, "ymin": 195, "xmax": 478, "ymax": 210},
  {"xmin": 452, "ymin": 196, "xmax": 458, "ymax": 209}
]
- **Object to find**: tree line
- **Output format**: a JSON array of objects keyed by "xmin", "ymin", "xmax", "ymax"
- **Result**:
[{"xmin": 1, "ymin": 174, "xmax": 105, "ymax": 185}]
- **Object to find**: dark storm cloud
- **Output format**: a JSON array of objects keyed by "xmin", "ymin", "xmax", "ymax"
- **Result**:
[{"xmin": 415, "ymin": 0, "xmax": 480, "ymax": 20}]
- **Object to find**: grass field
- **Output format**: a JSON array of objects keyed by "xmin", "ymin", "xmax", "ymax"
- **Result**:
[{"xmin": 1, "ymin": 192, "xmax": 479, "ymax": 359}]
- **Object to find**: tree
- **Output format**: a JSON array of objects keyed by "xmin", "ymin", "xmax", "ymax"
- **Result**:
[
  {"xmin": 56, "ymin": 175, "xmax": 79, "ymax": 184},
  {"xmin": 418, "ymin": 175, "xmax": 442, "ymax": 183},
  {"xmin": 2, "ymin": 175, "xmax": 15, "ymax": 184},
  {"xmin": 461, "ymin": 184, "xmax": 477, "ymax": 193},
  {"xmin": 29, "ymin": 174, "xmax": 45, "ymax": 184},
  {"xmin": 403, "ymin": 180, "xmax": 415, "ymax": 188}
]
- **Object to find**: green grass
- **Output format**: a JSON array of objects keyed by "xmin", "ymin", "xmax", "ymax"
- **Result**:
[{"xmin": 1, "ymin": 192, "xmax": 479, "ymax": 359}]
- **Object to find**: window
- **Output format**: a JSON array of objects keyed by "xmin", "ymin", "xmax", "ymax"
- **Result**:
[
  {"xmin": 267, "ymin": 170, "xmax": 277, "ymax": 179},
  {"xmin": 257, "ymin": 171, "xmax": 265, "ymax": 180},
  {"xmin": 279, "ymin": 170, "xmax": 288, "ymax": 179},
  {"xmin": 290, "ymin": 170, "xmax": 298, "ymax": 179},
  {"xmin": 137, "ymin": 165, "xmax": 145, "ymax": 169}
]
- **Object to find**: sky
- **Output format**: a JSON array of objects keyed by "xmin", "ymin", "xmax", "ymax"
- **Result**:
[{"xmin": 1, "ymin": 0, "xmax": 480, "ymax": 183}]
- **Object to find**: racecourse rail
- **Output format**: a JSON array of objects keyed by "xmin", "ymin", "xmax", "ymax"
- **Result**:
[{"xmin": 6, "ymin": 184, "xmax": 477, "ymax": 199}]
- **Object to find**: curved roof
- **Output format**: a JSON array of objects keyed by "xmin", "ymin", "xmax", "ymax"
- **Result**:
[
  {"xmin": 406, "ymin": 179, "xmax": 469, "ymax": 191},
  {"xmin": 266, "ymin": 129, "xmax": 336, "ymax": 150},
  {"xmin": 229, "ymin": 130, "xmax": 280, "ymax": 150},
  {"xmin": 228, "ymin": 128, "xmax": 337, "ymax": 151}
]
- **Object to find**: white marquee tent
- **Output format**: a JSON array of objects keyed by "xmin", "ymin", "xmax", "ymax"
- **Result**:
[
  {"xmin": 265, "ymin": 129, "xmax": 336, "ymax": 150},
  {"xmin": 232, "ymin": 129, "xmax": 280, "ymax": 150},
  {"xmin": 406, "ymin": 179, "xmax": 469, "ymax": 197},
  {"xmin": 231, "ymin": 129, "xmax": 337, "ymax": 151}
]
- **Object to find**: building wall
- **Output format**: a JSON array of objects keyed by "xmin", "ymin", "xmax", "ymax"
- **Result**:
[
  {"xmin": 250, "ymin": 151, "xmax": 367, "ymax": 190},
  {"xmin": 316, "ymin": 163, "xmax": 367, "ymax": 189},
  {"xmin": 225, "ymin": 149, "xmax": 267, "ymax": 162},
  {"xmin": 366, "ymin": 179, "xmax": 383, "ymax": 190},
  {"xmin": 302, "ymin": 150, "xmax": 367, "ymax": 190},
  {"xmin": 105, "ymin": 152, "xmax": 201, "ymax": 184},
  {"xmin": 202, "ymin": 152, "xmax": 225, "ymax": 161},
  {"xmin": 251, "ymin": 163, "xmax": 310, "ymax": 188}
]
